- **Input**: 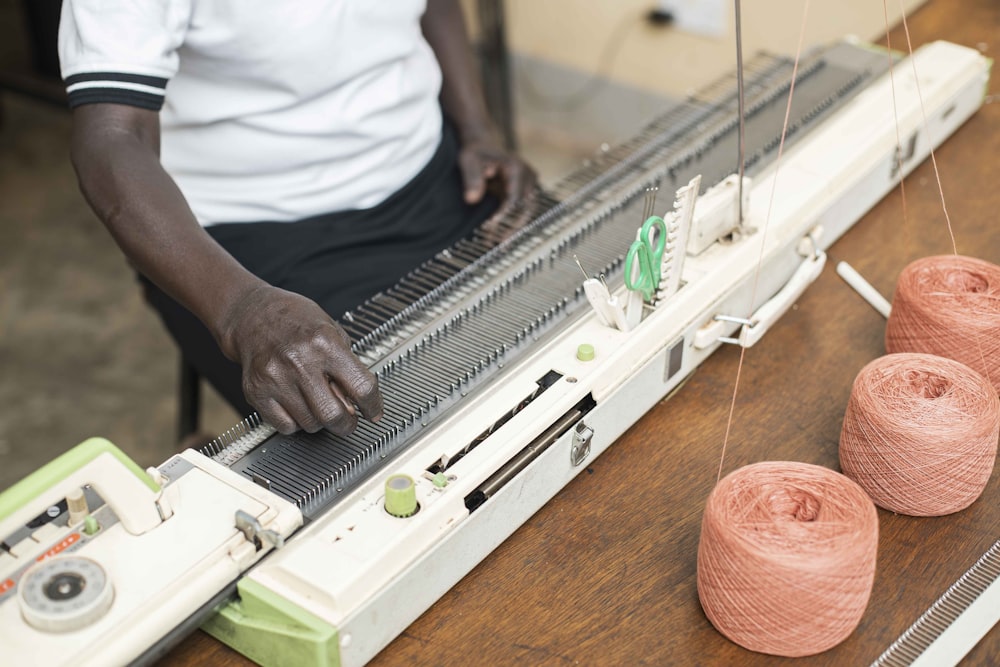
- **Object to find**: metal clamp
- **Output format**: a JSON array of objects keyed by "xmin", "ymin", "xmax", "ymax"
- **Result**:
[
  {"xmin": 235, "ymin": 510, "xmax": 285, "ymax": 551},
  {"xmin": 571, "ymin": 423, "xmax": 594, "ymax": 467}
]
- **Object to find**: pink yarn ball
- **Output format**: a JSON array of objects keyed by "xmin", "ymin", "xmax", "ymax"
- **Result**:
[
  {"xmin": 840, "ymin": 353, "xmax": 999, "ymax": 516},
  {"xmin": 697, "ymin": 461, "xmax": 878, "ymax": 657},
  {"xmin": 886, "ymin": 255, "xmax": 1000, "ymax": 394}
]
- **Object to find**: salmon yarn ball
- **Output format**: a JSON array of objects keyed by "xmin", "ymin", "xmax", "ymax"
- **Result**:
[
  {"xmin": 840, "ymin": 353, "xmax": 999, "ymax": 516},
  {"xmin": 697, "ymin": 461, "xmax": 878, "ymax": 657}
]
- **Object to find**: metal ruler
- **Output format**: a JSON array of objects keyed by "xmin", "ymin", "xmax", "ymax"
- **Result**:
[{"xmin": 872, "ymin": 538, "xmax": 1000, "ymax": 666}]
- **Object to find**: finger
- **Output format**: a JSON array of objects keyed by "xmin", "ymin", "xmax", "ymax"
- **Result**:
[
  {"xmin": 246, "ymin": 354, "xmax": 326, "ymax": 433},
  {"xmin": 480, "ymin": 211, "xmax": 501, "ymax": 237},
  {"xmin": 518, "ymin": 164, "xmax": 539, "ymax": 200},
  {"xmin": 500, "ymin": 160, "xmax": 524, "ymax": 201},
  {"xmin": 313, "ymin": 322, "xmax": 383, "ymax": 423},
  {"xmin": 327, "ymin": 359, "xmax": 383, "ymax": 423},
  {"xmin": 480, "ymin": 196, "xmax": 515, "ymax": 239},
  {"xmin": 459, "ymin": 152, "xmax": 487, "ymax": 204},
  {"xmin": 297, "ymin": 381, "xmax": 360, "ymax": 437},
  {"xmin": 255, "ymin": 397, "xmax": 299, "ymax": 435},
  {"xmin": 278, "ymin": 388, "xmax": 325, "ymax": 434},
  {"xmin": 503, "ymin": 158, "xmax": 538, "ymax": 202},
  {"xmin": 328, "ymin": 381, "xmax": 357, "ymax": 417},
  {"xmin": 302, "ymin": 378, "xmax": 359, "ymax": 435},
  {"xmin": 271, "ymin": 349, "xmax": 362, "ymax": 435}
]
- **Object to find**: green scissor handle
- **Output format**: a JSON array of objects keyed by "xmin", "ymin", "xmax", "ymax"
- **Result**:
[{"xmin": 624, "ymin": 216, "xmax": 667, "ymax": 302}]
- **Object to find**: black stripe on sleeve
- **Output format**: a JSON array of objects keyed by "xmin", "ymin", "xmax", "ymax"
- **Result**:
[
  {"xmin": 67, "ymin": 87, "xmax": 165, "ymax": 111},
  {"xmin": 64, "ymin": 71, "xmax": 169, "ymax": 89}
]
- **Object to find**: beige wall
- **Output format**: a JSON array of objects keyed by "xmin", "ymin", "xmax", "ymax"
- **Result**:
[{"xmin": 465, "ymin": 0, "xmax": 928, "ymax": 96}]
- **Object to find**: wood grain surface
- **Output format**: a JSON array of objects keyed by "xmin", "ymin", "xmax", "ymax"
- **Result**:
[{"xmin": 162, "ymin": 1, "xmax": 1000, "ymax": 664}]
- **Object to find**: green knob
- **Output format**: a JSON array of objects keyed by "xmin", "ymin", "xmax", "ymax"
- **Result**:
[
  {"xmin": 576, "ymin": 343, "xmax": 596, "ymax": 362},
  {"xmin": 83, "ymin": 515, "xmax": 100, "ymax": 536},
  {"xmin": 384, "ymin": 474, "xmax": 418, "ymax": 518}
]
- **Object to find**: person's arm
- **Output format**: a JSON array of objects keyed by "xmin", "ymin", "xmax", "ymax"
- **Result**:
[
  {"xmin": 421, "ymin": 0, "xmax": 536, "ymax": 217},
  {"xmin": 70, "ymin": 103, "xmax": 382, "ymax": 434}
]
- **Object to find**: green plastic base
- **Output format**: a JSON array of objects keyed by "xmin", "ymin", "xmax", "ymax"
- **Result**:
[{"xmin": 203, "ymin": 578, "xmax": 340, "ymax": 667}]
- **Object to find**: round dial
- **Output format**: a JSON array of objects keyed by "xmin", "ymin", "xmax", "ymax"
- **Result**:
[{"xmin": 18, "ymin": 556, "xmax": 114, "ymax": 633}]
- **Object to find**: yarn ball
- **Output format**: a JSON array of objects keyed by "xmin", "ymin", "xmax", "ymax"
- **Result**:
[
  {"xmin": 697, "ymin": 461, "xmax": 878, "ymax": 657},
  {"xmin": 885, "ymin": 255, "xmax": 1000, "ymax": 394},
  {"xmin": 840, "ymin": 352, "xmax": 999, "ymax": 516}
]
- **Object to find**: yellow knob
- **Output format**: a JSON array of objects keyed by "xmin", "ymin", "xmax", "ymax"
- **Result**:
[{"xmin": 384, "ymin": 474, "xmax": 418, "ymax": 518}]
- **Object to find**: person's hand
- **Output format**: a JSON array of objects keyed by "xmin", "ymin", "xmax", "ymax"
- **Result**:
[
  {"xmin": 457, "ymin": 136, "xmax": 538, "ymax": 236},
  {"xmin": 216, "ymin": 285, "xmax": 383, "ymax": 435}
]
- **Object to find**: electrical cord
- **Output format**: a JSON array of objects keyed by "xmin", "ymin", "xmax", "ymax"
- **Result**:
[{"xmin": 516, "ymin": 10, "xmax": 668, "ymax": 113}]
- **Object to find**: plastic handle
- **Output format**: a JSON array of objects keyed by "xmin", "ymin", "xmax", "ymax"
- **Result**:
[
  {"xmin": 737, "ymin": 251, "xmax": 827, "ymax": 348},
  {"xmin": 0, "ymin": 437, "xmax": 163, "ymax": 536}
]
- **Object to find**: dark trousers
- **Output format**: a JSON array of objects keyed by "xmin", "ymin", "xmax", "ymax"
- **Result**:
[{"xmin": 142, "ymin": 124, "xmax": 497, "ymax": 416}]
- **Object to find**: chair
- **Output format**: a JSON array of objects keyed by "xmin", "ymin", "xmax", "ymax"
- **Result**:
[{"xmin": 178, "ymin": 356, "xmax": 201, "ymax": 441}]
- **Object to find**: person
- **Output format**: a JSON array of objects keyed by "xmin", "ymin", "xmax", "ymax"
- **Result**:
[{"xmin": 58, "ymin": 0, "xmax": 535, "ymax": 438}]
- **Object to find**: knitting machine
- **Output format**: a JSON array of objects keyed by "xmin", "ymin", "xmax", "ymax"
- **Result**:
[{"xmin": 0, "ymin": 40, "xmax": 991, "ymax": 666}]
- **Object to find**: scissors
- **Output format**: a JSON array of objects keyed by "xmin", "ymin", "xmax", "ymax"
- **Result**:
[{"xmin": 625, "ymin": 215, "xmax": 667, "ymax": 302}]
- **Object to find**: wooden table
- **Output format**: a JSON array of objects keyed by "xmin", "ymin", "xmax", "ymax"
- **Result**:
[{"xmin": 164, "ymin": 1, "xmax": 1000, "ymax": 664}]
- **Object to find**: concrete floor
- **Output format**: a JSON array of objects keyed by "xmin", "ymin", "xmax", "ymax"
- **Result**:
[{"xmin": 0, "ymin": 93, "xmax": 240, "ymax": 491}]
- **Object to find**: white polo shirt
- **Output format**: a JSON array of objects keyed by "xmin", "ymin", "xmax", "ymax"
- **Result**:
[{"xmin": 59, "ymin": 0, "xmax": 444, "ymax": 226}]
